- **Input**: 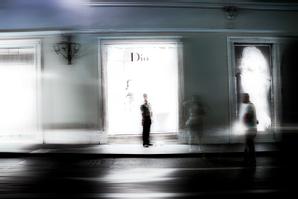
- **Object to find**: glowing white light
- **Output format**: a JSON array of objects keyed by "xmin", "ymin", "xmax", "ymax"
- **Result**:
[
  {"xmin": 58, "ymin": 0, "xmax": 83, "ymax": 9},
  {"xmin": 232, "ymin": 121, "xmax": 246, "ymax": 135},
  {"xmin": 103, "ymin": 168, "xmax": 175, "ymax": 183},
  {"xmin": 103, "ymin": 41, "xmax": 179, "ymax": 134},
  {"xmin": 0, "ymin": 47, "xmax": 37, "ymax": 141},
  {"xmin": 238, "ymin": 46, "xmax": 271, "ymax": 132}
]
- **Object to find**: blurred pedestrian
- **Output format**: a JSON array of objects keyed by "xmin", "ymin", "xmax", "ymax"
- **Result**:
[{"xmin": 241, "ymin": 93, "xmax": 258, "ymax": 166}]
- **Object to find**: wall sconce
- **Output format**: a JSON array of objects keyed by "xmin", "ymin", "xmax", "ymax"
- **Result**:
[
  {"xmin": 54, "ymin": 35, "xmax": 80, "ymax": 65},
  {"xmin": 223, "ymin": 6, "xmax": 238, "ymax": 20}
]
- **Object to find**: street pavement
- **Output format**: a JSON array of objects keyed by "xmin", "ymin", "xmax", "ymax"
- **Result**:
[{"xmin": 0, "ymin": 155, "xmax": 294, "ymax": 198}]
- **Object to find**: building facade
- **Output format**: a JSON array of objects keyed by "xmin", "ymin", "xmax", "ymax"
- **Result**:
[{"xmin": 0, "ymin": 0, "xmax": 297, "ymax": 144}]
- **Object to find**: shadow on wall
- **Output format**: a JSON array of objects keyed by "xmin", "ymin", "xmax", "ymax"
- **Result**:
[
  {"xmin": 279, "ymin": 41, "xmax": 298, "ymax": 189},
  {"xmin": 281, "ymin": 41, "xmax": 298, "ymax": 125}
]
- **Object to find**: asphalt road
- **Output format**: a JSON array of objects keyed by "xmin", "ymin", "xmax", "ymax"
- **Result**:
[{"xmin": 0, "ymin": 156, "xmax": 295, "ymax": 198}]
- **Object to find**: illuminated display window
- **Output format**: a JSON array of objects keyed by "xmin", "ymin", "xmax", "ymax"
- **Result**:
[
  {"xmin": 228, "ymin": 37, "xmax": 280, "ymax": 138},
  {"xmin": 234, "ymin": 44, "xmax": 272, "ymax": 132},
  {"xmin": 0, "ymin": 40, "xmax": 40, "ymax": 143},
  {"xmin": 101, "ymin": 40, "xmax": 180, "ymax": 135}
]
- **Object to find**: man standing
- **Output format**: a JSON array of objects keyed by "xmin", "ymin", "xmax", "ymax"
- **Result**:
[
  {"xmin": 140, "ymin": 93, "xmax": 152, "ymax": 147},
  {"xmin": 241, "ymin": 93, "xmax": 258, "ymax": 166}
]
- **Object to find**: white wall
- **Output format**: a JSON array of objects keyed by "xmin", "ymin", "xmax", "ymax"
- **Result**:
[{"xmin": 42, "ymin": 36, "xmax": 99, "ymax": 127}]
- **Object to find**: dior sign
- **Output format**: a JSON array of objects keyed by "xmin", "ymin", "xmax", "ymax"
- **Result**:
[{"xmin": 130, "ymin": 52, "xmax": 149, "ymax": 62}]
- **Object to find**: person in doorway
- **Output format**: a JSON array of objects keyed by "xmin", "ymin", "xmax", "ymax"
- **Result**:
[
  {"xmin": 241, "ymin": 93, "xmax": 258, "ymax": 166},
  {"xmin": 140, "ymin": 93, "xmax": 153, "ymax": 147}
]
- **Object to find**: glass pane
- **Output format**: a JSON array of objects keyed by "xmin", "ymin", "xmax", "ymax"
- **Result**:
[
  {"xmin": 0, "ymin": 47, "xmax": 37, "ymax": 140},
  {"xmin": 235, "ymin": 45, "xmax": 272, "ymax": 132},
  {"xmin": 102, "ymin": 41, "xmax": 179, "ymax": 134}
]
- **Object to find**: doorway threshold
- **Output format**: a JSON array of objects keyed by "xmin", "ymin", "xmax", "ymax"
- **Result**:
[{"xmin": 108, "ymin": 133, "xmax": 178, "ymax": 144}]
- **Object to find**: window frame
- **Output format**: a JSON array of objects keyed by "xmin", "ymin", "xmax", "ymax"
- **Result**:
[
  {"xmin": 227, "ymin": 37, "xmax": 281, "ymax": 142},
  {"xmin": 97, "ymin": 37, "xmax": 184, "ymax": 139}
]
